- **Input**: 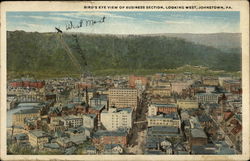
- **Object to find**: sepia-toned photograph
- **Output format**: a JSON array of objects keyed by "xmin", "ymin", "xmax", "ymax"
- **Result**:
[{"xmin": 0, "ymin": 1, "xmax": 249, "ymax": 161}]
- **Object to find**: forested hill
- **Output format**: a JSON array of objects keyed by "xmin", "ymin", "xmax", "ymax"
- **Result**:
[{"xmin": 7, "ymin": 31, "xmax": 241, "ymax": 77}]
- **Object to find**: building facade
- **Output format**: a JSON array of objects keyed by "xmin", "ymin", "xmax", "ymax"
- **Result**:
[
  {"xmin": 61, "ymin": 115, "xmax": 83, "ymax": 128},
  {"xmin": 195, "ymin": 93, "xmax": 219, "ymax": 104},
  {"xmin": 12, "ymin": 108, "xmax": 40, "ymax": 127},
  {"xmin": 101, "ymin": 107, "xmax": 133, "ymax": 131},
  {"xmin": 177, "ymin": 99, "xmax": 199, "ymax": 109},
  {"xmin": 147, "ymin": 113, "xmax": 180, "ymax": 128},
  {"xmin": 108, "ymin": 88, "xmax": 138, "ymax": 109},
  {"xmin": 148, "ymin": 104, "xmax": 177, "ymax": 116},
  {"xmin": 28, "ymin": 130, "xmax": 49, "ymax": 148}
]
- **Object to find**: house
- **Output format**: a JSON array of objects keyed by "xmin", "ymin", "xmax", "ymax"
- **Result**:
[{"xmin": 103, "ymin": 144, "xmax": 123, "ymax": 154}]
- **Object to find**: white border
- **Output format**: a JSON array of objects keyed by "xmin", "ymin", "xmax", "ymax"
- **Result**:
[{"xmin": 0, "ymin": 1, "xmax": 249, "ymax": 161}]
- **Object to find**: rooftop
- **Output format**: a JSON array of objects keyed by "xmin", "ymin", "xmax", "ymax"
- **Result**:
[
  {"xmin": 148, "ymin": 126, "xmax": 179, "ymax": 134},
  {"xmin": 14, "ymin": 108, "xmax": 40, "ymax": 115},
  {"xmin": 93, "ymin": 130, "xmax": 127, "ymax": 138},
  {"xmin": 29, "ymin": 130, "xmax": 48, "ymax": 138},
  {"xmin": 152, "ymin": 103, "xmax": 177, "ymax": 108},
  {"xmin": 147, "ymin": 112, "xmax": 179, "ymax": 120},
  {"xmin": 190, "ymin": 128, "xmax": 207, "ymax": 138},
  {"xmin": 91, "ymin": 105, "xmax": 105, "ymax": 111}
]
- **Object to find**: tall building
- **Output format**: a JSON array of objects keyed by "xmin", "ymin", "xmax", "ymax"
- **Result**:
[
  {"xmin": 108, "ymin": 88, "xmax": 138, "ymax": 109},
  {"xmin": 101, "ymin": 107, "xmax": 133, "ymax": 131}
]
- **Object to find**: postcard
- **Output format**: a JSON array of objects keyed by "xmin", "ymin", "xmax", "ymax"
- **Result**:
[{"xmin": 0, "ymin": 1, "xmax": 249, "ymax": 161}]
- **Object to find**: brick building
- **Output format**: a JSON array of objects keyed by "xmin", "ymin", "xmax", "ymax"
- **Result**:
[
  {"xmin": 92, "ymin": 130, "xmax": 128, "ymax": 147},
  {"xmin": 129, "ymin": 75, "xmax": 148, "ymax": 88},
  {"xmin": 189, "ymin": 128, "xmax": 208, "ymax": 147},
  {"xmin": 148, "ymin": 103, "xmax": 177, "ymax": 116}
]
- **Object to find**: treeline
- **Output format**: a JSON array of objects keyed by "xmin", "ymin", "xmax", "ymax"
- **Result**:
[{"xmin": 7, "ymin": 31, "xmax": 241, "ymax": 77}]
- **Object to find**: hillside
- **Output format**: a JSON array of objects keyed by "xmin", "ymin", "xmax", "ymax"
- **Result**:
[
  {"xmin": 7, "ymin": 31, "xmax": 241, "ymax": 78},
  {"xmin": 146, "ymin": 33, "xmax": 241, "ymax": 52}
]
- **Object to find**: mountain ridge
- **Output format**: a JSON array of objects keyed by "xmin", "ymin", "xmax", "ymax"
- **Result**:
[{"xmin": 7, "ymin": 31, "xmax": 241, "ymax": 78}]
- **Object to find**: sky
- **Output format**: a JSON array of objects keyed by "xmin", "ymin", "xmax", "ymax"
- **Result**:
[{"xmin": 6, "ymin": 11, "xmax": 240, "ymax": 34}]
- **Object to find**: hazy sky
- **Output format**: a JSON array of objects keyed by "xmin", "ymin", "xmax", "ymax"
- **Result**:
[{"xmin": 7, "ymin": 11, "xmax": 240, "ymax": 34}]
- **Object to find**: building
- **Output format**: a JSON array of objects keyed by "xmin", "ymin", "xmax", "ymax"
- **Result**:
[
  {"xmin": 147, "ymin": 126, "xmax": 181, "ymax": 139},
  {"xmin": 103, "ymin": 144, "xmax": 123, "ymax": 154},
  {"xmin": 177, "ymin": 99, "xmax": 199, "ymax": 109},
  {"xmin": 202, "ymin": 77, "xmax": 218, "ymax": 86},
  {"xmin": 92, "ymin": 130, "xmax": 128, "ymax": 146},
  {"xmin": 195, "ymin": 93, "xmax": 219, "ymax": 104},
  {"xmin": 171, "ymin": 81, "xmax": 193, "ymax": 94},
  {"xmin": 129, "ymin": 75, "xmax": 148, "ymax": 88},
  {"xmin": 189, "ymin": 128, "xmax": 208, "ymax": 147},
  {"xmin": 108, "ymin": 88, "xmax": 138, "ymax": 109},
  {"xmin": 28, "ymin": 130, "xmax": 49, "ymax": 148},
  {"xmin": 218, "ymin": 77, "xmax": 232, "ymax": 86},
  {"xmin": 147, "ymin": 113, "xmax": 180, "ymax": 128},
  {"xmin": 148, "ymin": 103, "xmax": 177, "ymax": 116},
  {"xmin": 82, "ymin": 114, "xmax": 98, "ymax": 130},
  {"xmin": 90, "ymin": 94, "xmax": 108, "ymax": 109},
  {"xmin": 101, "ymin": 107, "xmax": 133, "ymax": 131},
  {"xmin": 151, "ymin": 86, "xmax": 171, "ymax": 97},
  {"xmin": 10, "ymin": 78, "xmax": 45, "ymax": 89},
  {"xmin": 88, "ymin": 104, "xmax": 105, "ymax": 119},
  {"xmin": 223, "ymin": 80, "xmax": 241, "ymax": 94},
  {"xmin": 12, "ymin": 108, "xmax": 40, "ymax": 127},
  {"xmin": 61, "ymin": 115, "xmax": 83, "ymax": 128},
  {"xmin": 75, "ymin": 81, "xmax": 92, "ymax": 89}
]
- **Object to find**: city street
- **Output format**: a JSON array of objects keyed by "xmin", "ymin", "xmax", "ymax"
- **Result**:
[{"xmin": 127, "ymin": 92, "xmax": 148, "ymax": 154}]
